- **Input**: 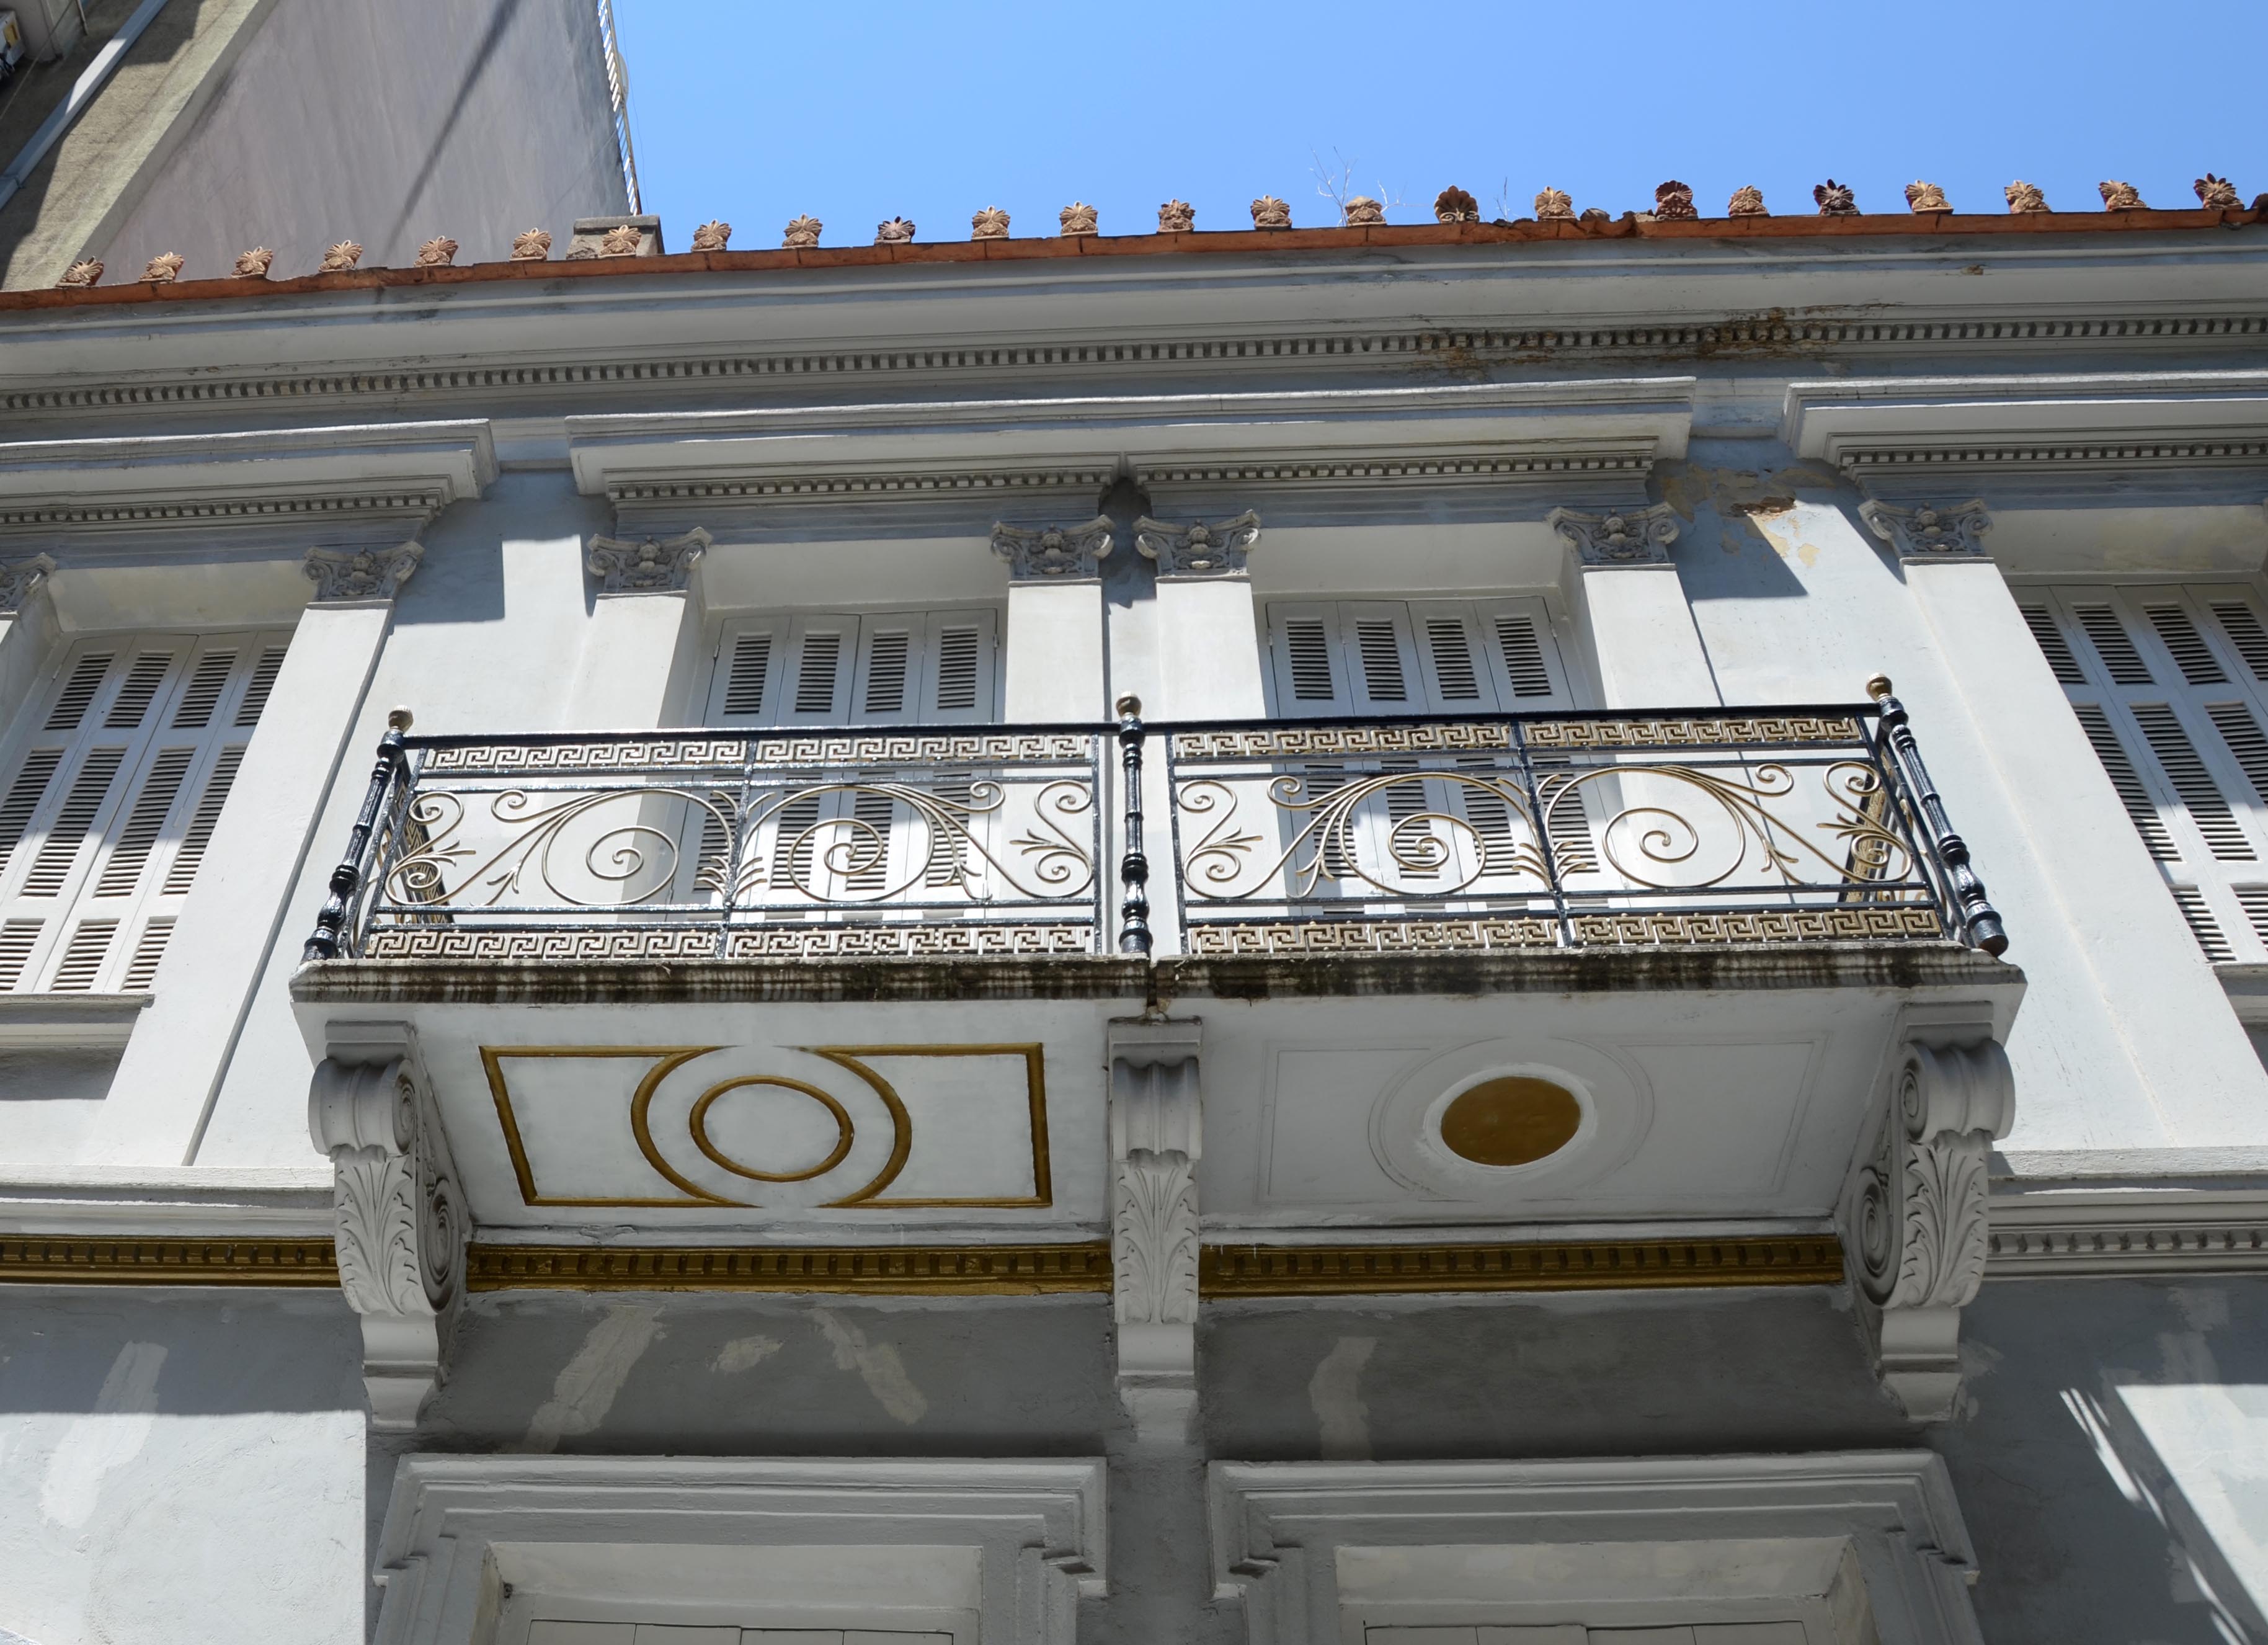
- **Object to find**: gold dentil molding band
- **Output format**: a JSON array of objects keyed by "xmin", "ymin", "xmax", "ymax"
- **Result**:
[
  {"xmin": 0, "ymin": 1237, "xmax": 340, "ymax": 1286},
  {"xmin": 465, "ymin": 1241, "xmax": 1113, "ymax": 1293},
  {"xmin": 1201, "ymin": 1234, "xmax": 1846, "ymax": 1296}
]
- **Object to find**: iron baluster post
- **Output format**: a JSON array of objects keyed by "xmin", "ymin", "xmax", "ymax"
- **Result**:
[
  {"xmin": 302, "ymin": 707, "xmax": 413, "ymax": 962},
  {"xmin": 1116, "ymin": 695, "xmax": 1152, "ymax": 955},
  {"xmin": 1867, "ymin": 675, "xmax": 2008, "ymax": 956},
  {"xmin": 1508, "ymin": 719, "xmax": 1572, "ymax": 948}
]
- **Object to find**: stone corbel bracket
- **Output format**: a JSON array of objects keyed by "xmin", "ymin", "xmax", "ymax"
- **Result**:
[
  {"xmin": 1549, "ymin": 501, "xmax": 1680, "ymax": 566},
  {"xmin": 1841, "ymin": 1018, "xmax": 2015, "ymax": 1421},
  {"xmin": 586, "ymin": 525, "xmax": 710, "ymax": 594},
  {"xmin": 303, "ymin": 540, "xmax": 424, "ymax": 605},
  {"xmin": 1858, "ymin": 498, "xmax": 1993, "ymax": 560},
  {"xmin": 308, "ymin": 1022, "xmax": 466, "ymax": 1430},
  {"xmin": 992, "ymin": 516, "xmax": 1114, "ymax": 582},
  {"xmin": 1108, "ymin": 1017, "xmax": 1203, "ymax": 1445},
  {"xmin": 1134, "ymin": 511, "xmax": 1260, "ymax": 579},
  {"xmin": 0, "ymin": 551, "xmax": 55, "ymax": 613}
]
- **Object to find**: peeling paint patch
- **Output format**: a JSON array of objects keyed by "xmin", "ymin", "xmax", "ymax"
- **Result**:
[
  {"xmin": 40, "ymin": 1341, "xmax": 166, "ymax": 1530},
  {"xmin": 1310, "ymin": 1335, "xmax": 1377, "ymax": 1460},
  {"xmin": 523, "ymin": 1304, "xmax": 661, "ymax": 1453},
  {"xmin": 1743, "ymin": 504, "xmax": 1823, "ymax": 568},
  {"xmin": 713, "ymin": 1334, "xmax": 782, "ymax": 1374},
  {"xmin": 814, "ymin": 1310, "xmax": 928, "ymax": 1425}
]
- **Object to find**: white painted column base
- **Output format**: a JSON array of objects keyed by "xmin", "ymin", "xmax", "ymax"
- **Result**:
[
  {"xmin": 1152, "ymin": 577, "xmax": 1267, "ymax": 720},
  {"xmin": 1003, "ymin": 580, "xmax": 1108, "ymax": 722}
]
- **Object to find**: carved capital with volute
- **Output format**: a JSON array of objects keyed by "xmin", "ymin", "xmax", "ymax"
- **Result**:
[
  {"xmin": 586, "ymin": 526, "xmax": 709, "ymax": 594},
  {"xmin": 991, "ymin": 516, "xmax": 1114, "ymax": 582},
  {"xmin": 308, "ymin": 1023, "xmax": 465, "ymax": 1429},
  {"xmin": 1549, "ymin": 502, "xmax": 1680, "ymax": 566},
  {"xmin": 303, "ymin": 541, "xmax": 424, "ymax": 604},
  {"xmin": 1858, "ymin": 498, "xmax": 1993, "ymax": 560},
  {"xmin": 1134, "ymin": 510, "xmax": 1260, "ymax": 579},
  {"xmin": 0, "ymin": 553, "xmax": 56, "ymax": 614}
]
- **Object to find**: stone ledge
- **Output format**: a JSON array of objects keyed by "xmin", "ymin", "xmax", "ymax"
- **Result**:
[{"xmin": 292, "ymin": 943, "xmax": 2017, "ymax": 1006}]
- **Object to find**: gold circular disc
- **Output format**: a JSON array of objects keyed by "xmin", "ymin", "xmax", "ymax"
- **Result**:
[{"xmin": 1438, "ymin": 1076, "xmax": 1581, "ymax": 1167}]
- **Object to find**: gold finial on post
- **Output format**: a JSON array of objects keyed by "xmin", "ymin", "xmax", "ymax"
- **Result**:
[
  {"xmin": 1866, "ymin": 674, "xmax": 1893, "ymax": 702},
  {"xmin": 388, "ymin": 706, "xmax": 415, "ymax": 731}
]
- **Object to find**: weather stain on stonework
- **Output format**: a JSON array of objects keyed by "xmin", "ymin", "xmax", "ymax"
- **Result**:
[
  {"xmin": 523, "ymin": 1303, "xmax": 662, "ymax": 1452},
  {"xmin": 815, "ymin": 1309, "xmax": 928, "ymax": 1425}
]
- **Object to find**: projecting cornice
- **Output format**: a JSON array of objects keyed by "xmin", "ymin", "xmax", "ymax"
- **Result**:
[
  {"xmin": 1782, "ymin": 372, "xmax": 2268, "ymax": 502},
  {"xmin": 0, "ymin": 421, "xmax": 497, "ymax": 551},
  {"xmin": 569, "ymin": 381, "xmax": 1692, "ymax": 532}
]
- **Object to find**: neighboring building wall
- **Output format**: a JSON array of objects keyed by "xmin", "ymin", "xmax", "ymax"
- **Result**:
[{"xmin": 0, "ymin": 0, "xmax": 629, "ymax": 289}]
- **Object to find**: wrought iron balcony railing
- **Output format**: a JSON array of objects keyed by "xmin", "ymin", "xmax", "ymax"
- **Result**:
[{"xmin": 301, "ymin": 682, "xmax": 2006, "ymax": 966}]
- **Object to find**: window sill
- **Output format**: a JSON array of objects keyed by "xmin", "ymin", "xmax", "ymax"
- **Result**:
[{"xmin": 0, "ymin": 992, "xmax": 152, "ymax": 1048}]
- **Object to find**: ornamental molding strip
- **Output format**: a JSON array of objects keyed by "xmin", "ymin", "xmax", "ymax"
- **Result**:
[
  {"xmin": 1549, "ymin": 501, "xmax": 1681, "ymax": 564},
  {"xmin": 305, "ymin": 541, "xmax": 424, "ymax": 604},
  {"xmin": 1840, "ymin": 1024, "xmax": 2015, "ymax": 1422},
  {"xmin": 990, "ymin": 515, "xmax": 1114, "ymax": 581},
  {"xmin": 0, "ymin": 551, "xmax": 55, "ymax": 612},
  {"xmin": 14, "ymin": 315, "xmax": 2268, "ymax": 421},
  {"xmin": 584, "ymin": 524, "xmax": 709, "ymax": 594},
  {"xmin": 0, "ymin": 420, "xmax": 496, "ymax": 549},
  {"xmin": 1134, "ymin": 510, "xmax": 1260, "ymax": 578},
  {"xmin": 1209, "ymin": 1453, "xmax": 1983, "ymax": 1645},
  {"xmin": 1859, "ymin": 497, "xmax": 1993, "ymax": 558},
  {"xmin": 566, "ymin": 381, "xmax": 1693, "ymax": 514},
  {"xmin": 308, "ymin": 1022, "xmax": 466, "ymax": 1429},
  {"xmin": 1986, "ymin": 1185, "xmax": 2268, "ymax": 1274},
  {"xmin": 1784, "ymin": 372, "xmax": 2268, "ymax": 493},
  {"xmin": 375, "ymin": 1455, "xmax": 1107, "ymax": 1645},
  {"xmin": 1108, "ymin": 1019, "xmax": 1203, "ymax": 1445}
]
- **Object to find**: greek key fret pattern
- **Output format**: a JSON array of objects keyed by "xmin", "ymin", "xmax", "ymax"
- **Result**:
[
  {"xmin": 422, "ymin": 738, "xmax": 750, "ymax": 773},
  {"xmin": 1570, "ymin": 908, "xmax": 1944, "ymax": 945},
  {"xmin": 1173, "ymin": 723, "xmax": 1513, "ymax": 759},
  {"xmin": 363, "ymin": 927, "xmax": 726, "ymax": 962},
  {"xmin": 1186, "ymin": 918, "xmax": 1557, "ymax": 955},
  {"xmin": 723, "ymin": 924, "xmax": 1091, "ymax": 958},
  {"xmin": 1524, "ymin": 715, "xmax": 1866, "ymax": 750},
  {"xmin": 749, "ymin": 731, "xmax": 1093, "ymax": 764}
]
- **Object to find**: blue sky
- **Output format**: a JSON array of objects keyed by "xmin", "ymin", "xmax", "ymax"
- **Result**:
[{"xmin": 611, "ymin": 1, "xmax": 2266, "ymax": 246}]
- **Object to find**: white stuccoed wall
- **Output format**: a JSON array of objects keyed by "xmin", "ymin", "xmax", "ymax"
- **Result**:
[
  {"xmin": 1004, "ymin": 581, "xmax": 1108, "ymax": 722},
  {"xmin": 1682, "ymin": 484, "xmax": 2268, "ymax": 1163},
  {"xmin": 1573, "ymin": 559, "xmax": 1722, "ymax": 709}
]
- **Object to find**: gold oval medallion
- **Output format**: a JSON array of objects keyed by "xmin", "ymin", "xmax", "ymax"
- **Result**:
[{"xmin": 1438, "ymin": 1076, "xmax": 1581, "ymax": 1167}]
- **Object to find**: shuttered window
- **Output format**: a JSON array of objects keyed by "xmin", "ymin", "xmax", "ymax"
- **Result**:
[
  {"xmin": 2024, "ymin": 586, "xmax": 2268, "ymax": 962},
  {"xmin": 699, "ymin": 611, "xmax": 998, "ymax": 911},
  {"xmin": 1262, "ymin": 599, "xmax": 1586, "ymax": 898},
  {"xmin": 0, "ymin": 632, "xmax": 288, "ymax": 993}
]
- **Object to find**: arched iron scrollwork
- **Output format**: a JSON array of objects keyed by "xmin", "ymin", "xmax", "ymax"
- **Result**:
[
  {"xmin": 1176, "ymin": 756, "xmax": 1921, "ymax": 905},
  {"xmin": 736, "ymin": 777, "xmax": 1095, "ymax": 904}
]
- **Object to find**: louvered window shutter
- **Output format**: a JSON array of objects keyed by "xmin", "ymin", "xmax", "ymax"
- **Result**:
[
  {"xmin": 0, "ymin": 632, "xmax": 285, "ymax": 994},
  {"xmin": 1266, "ymin": 604, "xmax": 1354, "ymax": 715},
  {"xmin": 705, "ymin": 609, "xmax": 999, "ymax": 911},
  {"xmin": 2029, "ymin": 587, "xmax": 2268, "ymax": 962}
]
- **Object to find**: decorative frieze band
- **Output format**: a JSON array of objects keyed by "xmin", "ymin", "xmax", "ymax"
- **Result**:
[
  {"xmin": 991, "ymin": 515, "xmax": 1114, "ymax": 582},
  {"xmin": 303, "ymin": 542, "xmax": 424, "ymax": 604},
  {"xmin": 465, "ymin": 1241, "xmax": 1112, "ymax": 1292},
  {"xmin": 585, "ymin": 525, "xmax": 709, "ymax": 593},
  {"xmin": 0, "ymin": 553, "xmax": 55, "ymax": 613},
  {"xmin": 1549, "ymin": 501, "xmax": 1681, "ymax": 566},
  {"xmin": 1201, "ymin": 1234, "xmax": 1844, "ymax": 1295},
  {"xmin": 1134, "ymin": 510, "xmax": 1260, "ymax": 579},
  {"xmin": 1859, "ymin": 498, "xmax": 1993, "ymax": 559}
]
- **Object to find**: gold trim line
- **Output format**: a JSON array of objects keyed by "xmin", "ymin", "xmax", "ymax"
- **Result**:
[
  {"xmin": 466, "ymin": 1240, "xmax": 1111, "ymax": 1294},
  {"xmin": 0, "ymin": 1236, "xmax": 339, "ymax": 1286},
  {"xmin": 1201, "ymin": 1235, "xmax": 1844, "ymax": 1296}
]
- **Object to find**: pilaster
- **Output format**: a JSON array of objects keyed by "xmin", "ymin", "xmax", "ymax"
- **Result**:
[
  {"xmin": 562, "ymin": 527, "xmax": 708, "ymax": 727},
  {"xmin": 994, "ymin": 518, "xmax": 1111, "ymax": 722},
  {"xmin": 96, "ymin": 555, "xmax": 408, "ymax": 1166},
  {"xmin": 1137, "ymin": 512, "xmax": 1267, "ymax": 720},
  {"xmin": 1108, "ymin": 1018, "xmax": 1204, "ymax": 1445},
  {"xmin": 1551, "ymin": 502, "xmax": 1721, "ymax": 708},
  {"xmin": 1893, "ymin": 507, "xmax": 2268, "ymax": 1147},
  {"xmin": 307, "ymin": 1021, "xmax": 466, "ymax": 1429}
]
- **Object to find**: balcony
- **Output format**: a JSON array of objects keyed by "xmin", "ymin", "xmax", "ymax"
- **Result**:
[{"xmin": 290, "ymin": 692, "xmax": 2019, "ymax": 1250}]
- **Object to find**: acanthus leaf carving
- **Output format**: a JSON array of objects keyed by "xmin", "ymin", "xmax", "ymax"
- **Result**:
[
  {"xmin": 308, "ymin": 1031, "xmax": 465, "ymax": 1429},
  {"xmin": 1845, "ymin": 1035, "xmax": 2013, "ymax": 1421},
  {"xmin": 1133, "ymin": 510, "xmax": 1260, "ymax": 579},
  {"xmin": 304, "ymin": 541, "xmax": 425, "ymax": 603},
  {"xmin": 586, "ymin": 526, "xmax": 709, "ymax": 594},
  {"xmin": 1857, "ymin": 497, "xmax": 1992, "ymax": 559},
  {"xmin": 1549, "ymin": 502, "xmax": 1679, "ymax": 566},
  {"xmin": 1113, "ymin": 1149, "xmax": 1198, "ymax": 1328},
  {"xmin": 0, "ymin": 553, "xmax": 56, "ymax": 613},
  {"xmin": 990, "ymin": 515, "xmax": 1114, "ymax": 582},
  {"xmin": 1108, "ymin": 1021, "xmax": 1204, "ymax": 1444}
]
